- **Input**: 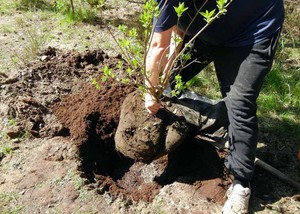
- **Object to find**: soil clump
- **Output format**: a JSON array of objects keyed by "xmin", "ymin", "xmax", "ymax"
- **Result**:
[{"xmin": 115, "ymin": 91, "xmax": 189, "ymax": 163}]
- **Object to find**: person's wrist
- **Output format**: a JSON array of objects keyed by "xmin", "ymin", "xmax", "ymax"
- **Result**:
[
  {"xmin": 144, "ymin": 79, "xmax": 157, "ymax": 97},
  {"xmin": 144, "ymin": 92, "xmax": 156, "ymax": 101}
]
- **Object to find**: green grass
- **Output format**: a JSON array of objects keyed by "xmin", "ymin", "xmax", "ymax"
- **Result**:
[
  {"xmin": 0, "ymin": 1, "xmax": 16, "ymax": 14},
  {"xmin": 0, "ymin": 192, "xmax": 24, "ymax": 214},
  {"xmin": 0, "ymin": 0, "xmax": 52, "ymax": 13},
  {"xmin": 0, "ymin": 0, "xmax": 101, "ymax": 23},
  {"xmin": 1, "ymin": 145, "xmax": 13, "ymax": 155},
  {"xmin": 10, "ymin": 15, "xmax": 49, "ymax": 66},
  {"xmin": 52, "ymin": 0, "xmax": 102, "ymax": 24},
  {"xmin": 258, "ymin": 62, "xmax": 300, "ymax": 140}
]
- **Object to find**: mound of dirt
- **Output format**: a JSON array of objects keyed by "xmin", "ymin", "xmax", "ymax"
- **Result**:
[
  {"xmin": 53, "ymin": 80, "xmax": 135, "ymax": 143},
  {"xmin": 0, "ymin": 46, "xmax": 110, "ymax": 138}
]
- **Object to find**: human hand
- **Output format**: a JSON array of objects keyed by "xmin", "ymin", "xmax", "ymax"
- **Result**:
[{"xmin": 144, "ymin": 93, "xmax": 160, "ymax": 115}]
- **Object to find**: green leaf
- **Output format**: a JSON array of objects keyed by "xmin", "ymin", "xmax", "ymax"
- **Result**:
[
  {"xmin": 91, "ymin": 78, "xmax": 100, "ymax": 90},
  {"xmin": 217, "ymin": 0, "xmax": 228, "ymax": 15},
  {"xmin": 126, "ymin": 67, "xmax": 133, "ymax": 75},
  {"xmin": 174, "ymin": 2, "xmax": 188, "ymax": 18},
  {"xmin": 182, "ymin": 52, "xmax": 191, "ymax": 61},
  {"xmin": 173, "ymin": 34, "xmax": 183, "ymax": 44},
  {"xmin": 121, "ymin": 78, "xmax": 130, "ymax": 84},
  {"xmin": 101, "ymin": 65, "xmax": 114, "ymax": 82},
  {"xmin": 172, "ymin": 74, "xmax": 186, "ymax": 96},
  {"xmin": 118, "ymin": 24, "xmax": 127, "ymax": 32},
  {"xmin": 217, "ymin": 0, "xmax": 227, "ymax": 10},
  {"xmin": 140, "ymin": 0, "xmax": 158, "ymax": 28},
  {"xmin": 199, "ymin": 9, "xmax": 216, "ymax": 23},
  {"xmin": 116, "ymin": 61, "xmax": 123, "ymax": 69},
  {"xmin": 129, "ymin": 28, "xmax": 138, "ymax": 38}
]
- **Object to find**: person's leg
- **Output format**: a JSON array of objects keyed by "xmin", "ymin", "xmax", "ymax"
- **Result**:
[
  {"xmin": 210, "ymin": 30, "xmax": 281, "ymax": 214},
  {"xmin": 212, "ymin": 31, "xmax": 281, "ymax": 182}
]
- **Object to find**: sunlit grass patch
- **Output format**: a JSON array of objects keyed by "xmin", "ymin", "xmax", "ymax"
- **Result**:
[{"xmin": 258, "ymin": 64, "xmax": 300, "ymax": 141}]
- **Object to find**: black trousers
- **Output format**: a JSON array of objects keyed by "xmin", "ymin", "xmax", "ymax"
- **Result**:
[{"xmin": 177, "ymin": 31, "xmax": 281, "ymax": 181}]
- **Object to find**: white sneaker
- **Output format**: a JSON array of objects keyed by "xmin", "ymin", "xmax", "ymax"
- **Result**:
[{"xmin": 221, "ymin": 183, "xmax": 251, "ymax": 214}]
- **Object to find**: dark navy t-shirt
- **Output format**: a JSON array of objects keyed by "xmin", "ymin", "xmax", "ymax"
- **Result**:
[{"xmin": 154, "ymin": 0, "xmax": 284, "ymax": 47}]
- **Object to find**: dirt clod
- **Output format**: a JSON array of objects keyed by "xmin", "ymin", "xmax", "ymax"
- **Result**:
[{"xmin": 115, "ymin": 91, "xmax": 189, "ymax": 163}]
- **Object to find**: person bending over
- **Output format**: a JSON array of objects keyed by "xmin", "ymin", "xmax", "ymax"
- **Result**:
[{"xmin": 144, "ymin": 0, "xmax": 284, "ymax": 213}]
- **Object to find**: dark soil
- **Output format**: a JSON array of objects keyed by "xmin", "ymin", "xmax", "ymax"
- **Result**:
[{"xmin": 1, "ymin": 46, "xmax": 231, "ymax": 205}]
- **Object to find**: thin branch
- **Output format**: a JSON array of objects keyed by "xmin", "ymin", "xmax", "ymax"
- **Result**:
[
  {"xmin": 70, "ymin": 0, "xmax": 75, "ymax": 14},
  {"xmin": 106, "ymin": 26, "xmax": 135, "ymax": 70}
]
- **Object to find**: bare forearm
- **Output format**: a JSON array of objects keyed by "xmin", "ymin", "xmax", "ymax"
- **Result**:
[
  {"xmin": 145, "ymin": 28, "xmax": 173, "ymax": 91},
  {"xmin": 146, "ymin": 27, "xmax": 184, "ymax": 87},
  {"xmin": 146, "ymin": 47, "xmax": 167, "ymax": 88},
  {"xmin": 162, "ymin": 27, "xmax": 184, "ymax": 84}
]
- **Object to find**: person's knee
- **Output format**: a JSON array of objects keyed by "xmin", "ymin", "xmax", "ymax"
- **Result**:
[{"xmin": 225, "ymin": 85, "xmax": 257, "ymax": 120}]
